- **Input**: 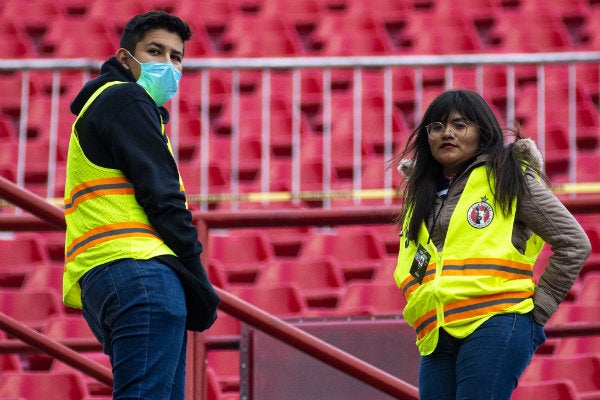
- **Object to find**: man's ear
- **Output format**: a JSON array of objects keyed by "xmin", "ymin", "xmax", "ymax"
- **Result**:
[{"xmin": 115, "ymin": 48, "xmax": 131, "ymax": 70}]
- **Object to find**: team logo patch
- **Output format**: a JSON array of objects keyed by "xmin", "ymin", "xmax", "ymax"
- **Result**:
[{"xmin": 467, "ymin": 196, "xmax": 494, "ymax": 228}]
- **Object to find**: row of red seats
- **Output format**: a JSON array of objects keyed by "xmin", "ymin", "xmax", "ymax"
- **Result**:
[
  {"xmin": 2, "ymin": 221, "xmax": 600, "ymax": 305},
  {"xmin": 514, "ymin": 354, "xmax": 600, "ymax": 399},
  {"xmin": 2, "ymin": 0, "xmax": 600, "ymax": 58},
  {"xmin": 7, "ymin": 358, "xmax": 250, "ymax": 398},
  {"xmin": 1, "ymin": 0, "xmax": 597, "ymax": 19},
  {"xmin": 2, "ymin": 231, "xmax": 600, "ymax": 399},
  {"xmin": 0, "ymin": 241, "xmax": 600, "ymax": 329},
  {"xmin": 3, "ymin": 345, "xmax": 596, "ymax": 400},
  {"xmin": 1, "ymin": 286, "xmax": 598, "ymax": 400}
]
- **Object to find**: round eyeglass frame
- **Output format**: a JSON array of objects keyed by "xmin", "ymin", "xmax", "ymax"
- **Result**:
[{"xmin": 425, "ymin": 121, "xmax": 475, "ymax": 139}]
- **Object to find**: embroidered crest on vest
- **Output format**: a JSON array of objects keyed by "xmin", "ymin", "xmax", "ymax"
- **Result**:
[{"xmin": 467, "ymin": 196, "xmax": 494, "ymax": 228}]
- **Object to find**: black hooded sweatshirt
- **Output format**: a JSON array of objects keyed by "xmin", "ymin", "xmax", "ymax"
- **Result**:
[{"xmin": 69, "ymin": 56, "xmax": 204, "ymax": 277}]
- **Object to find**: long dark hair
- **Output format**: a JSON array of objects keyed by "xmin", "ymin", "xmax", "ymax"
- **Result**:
[{"xmin": 391, "ymin": 89, "xmax": 545, "ymax": 243}]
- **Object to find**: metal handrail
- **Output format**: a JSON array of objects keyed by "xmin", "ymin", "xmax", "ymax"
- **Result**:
[{"xmin": 2, "ymin": 51, "xmax": 600, "ymax": 71}]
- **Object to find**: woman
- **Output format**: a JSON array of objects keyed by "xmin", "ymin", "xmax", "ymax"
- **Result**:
[{"xmin": 392, "ymin": 89, "xmax": 590, "ymax": 399}]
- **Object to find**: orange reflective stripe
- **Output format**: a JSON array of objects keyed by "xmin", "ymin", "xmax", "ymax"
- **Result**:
[
  {"xmin": 443, "ymin": 291, "xmax": 534, "ymax": 324},
  {"xmin": 65, "ymin": 222, "xmax": 159, "ymax": 263},
  {"xmin": 442, "ymin": 258, "xmax": 533, "ymax": 280},
  {"xmin": 399, "ymin": 263, "xmax": 436, "ymax": 298},
  {"xmin": 64, "ymin": 177, "xmax": 134, "ymax": 215},
  {"xmin": 414, "ymin": 309, "xmax": 438, "ymax": 339},
  {"xmin": 411, "ymin": 291, "xmax": 533, "ymax": 339},
  {"xmin": 400, "ymin": 276, "xmax": 417, "ymax": 298}
]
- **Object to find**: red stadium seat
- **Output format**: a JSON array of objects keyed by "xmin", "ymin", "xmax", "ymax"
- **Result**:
[
  {"xmin": 203, "ymin": 365, "xmax": 242, "ymax": 400},
  {"xmin": 260, "ymin": 0, "xmax": 325, "ymax": 38},
  {"xmin": 178, "ymin": 162, "xmax": 230, "ymax": 195},
  {"xmin": 521, "ymin": 354, "xmax": 600, "ymax": 395},
  {"xmin": 215, "ymin": 14, "xmax": 301, "ymax": 56},
  {"xmin": 86, "ymin": 0, "xmax": 145, "ymax": 20},
  {"xmin": 206, "ymin": 136, "xmax": 262, "ymax": 185},
  {"xmin": 0, "ymin": 354, "xmax": 22, "ymax": 374},
  {"xmin": 177, "ymin": 0, "xmax": 235, "ymax": 33},
  {"xmin": 336, "ymin": 281, "xmax": 406, "ymax": 315},
  {"xmin": 41, "ymin": 37, "xmax": 115, "ymax": 59},
  {"xmin": 512, "ymin": 379, "xmax": 579, "ymax": 400},
  {"xmin": 40, "ymin": 18, "xmax": 116, "ymax": 47},
  {"xmin": 360, "ymin": 156, "xmax": 403, "ymax": 192},
  {"xmin": 28, "ymin": 315, "xmax": 100, "ymax": 373},
  {"xmin": 41, "ymin": 315, "xmax": 95, "ymax": 339},
  {"xmin": 206, "ymin": 366, "xmax": 224, "ymax": 400},
  {"xmin": 320, "ymin": 32, "xmax": 391, "ymax": 56},
  {"xmin": 541, "ymin": 125, "xmax": 571, "ymax": 178},
  {"xmin": 555, "ymin": 336, "xmax": 600, "ymax": 357},
  {"xmin": 208, "ymin": 230, "xmax": 276, "ymax": 283},
  {"xmin": 207, "ymin": 350, "xmax": 240, "ymax": 393},
  {"xmin": 204, "ymin": 312, "xmax": 241, "ymax": 339},
  {"xmin": 257, "ymin": 258, "xmax": 345, "ymax": 308},
  {"xmin": 0, "ymin": 114, "xmax": 17, "ymax": 141},
  {"xmin": 0, "ymin": 72, "xmax": 41, "ymax": 118},
  {"xmin": 327, "ymin": 95, "xmax": 406, "ymax": 156},
  {"xmin": 262, "ymin": 226, "xmax": 313, "ymax": 258},
  {"xmin": 578, "ymin": 272, "xmax": 600, "ymax": 303},
  {"xmin": 299, "ymin": 131, "xmax": 373, "ymax": 184},
  {"xmin": 577, "ymin": 224, "xmax": 600, "ymax": 278},
  {"xmin": 0, "ymin": 1, "xmax": 61, "ymax": 37},
  {"xmin": 0, "ymin": 288, "xmax": 63, "ymax": 330},
  {"xmin": 0, "ymin": 233, "xmax": 50, "ymax": 287},
  {"xmin": 229, "ymin": 283, "xmax": 308, "ymax": 317},
  {"xmin": 343, "ymin": 0, "xmax": 409, "ymax": 17},
  {"xmin": 22, "ymin": 265, "xmax": 82, "ymax": 314},
  {"xmin": 268, "ymin": 158, "xmax": 330, "ymax": 193},
  {"xmin": 0, "ymin": 372, "xmax": 88, "ymax": 400},
  {"xmin": 386, "ymin": 13, "xmax": 479, "ymax": 54},
  {"xmin": 547, "ymin": 303, "xmax": 600, "ymax": 326},
  {"xmin": 51, "ymin": 354, "xmax": 112, "ymax": 397},
  {"xmin": 487, "ymin": 11, "xmax": 572, "ymax": 52},
  {"xmin": 300, "ymin": 12, "xmax": 387, "ymax": 54},
  {"xmin": 298, "ymin": 226, "xmax": 387, "ymax": 280},
  {"xmin": 229, "ymin": 34, "xmax": 301, "ymax": 57},
  {"xmin": 0, "ymin": 35, "xmax": 36, "ymax": 58}
]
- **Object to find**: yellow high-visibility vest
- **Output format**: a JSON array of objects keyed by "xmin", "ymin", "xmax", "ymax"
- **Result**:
[
  {"xmin": 394, "ymin": 166, "xmax": 544, "ymax": 355},
  {"xmin": 63, "ymin": 81, "xmax": 183, "ymax": 308}
]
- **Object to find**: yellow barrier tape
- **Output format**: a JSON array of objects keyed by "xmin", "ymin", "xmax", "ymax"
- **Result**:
[{"xmin": 552, "ymin": 182, "xmax": 600, "ymax": 194}]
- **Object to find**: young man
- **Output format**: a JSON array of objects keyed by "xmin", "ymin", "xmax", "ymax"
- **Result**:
[{"xmin": 63, "ymin": 11, "xmax": 219, "ymax": 399}]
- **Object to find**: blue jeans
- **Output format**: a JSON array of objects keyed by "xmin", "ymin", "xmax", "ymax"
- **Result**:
[
  {"xmin": 418, "ymin": 313, "xmax": 546, "ymax": 400},
  {"xmin": 80, "ymin": 258, "xmax": 188, "ymax": 400}
]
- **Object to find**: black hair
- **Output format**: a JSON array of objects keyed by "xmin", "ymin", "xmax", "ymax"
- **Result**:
[
  {"xmin": 390, "ymin": 89, "xmax": 547, "ymax": 243},
  {"xmin": 120, "ymin": 10, "xmax": 192, "ymax": 54}
]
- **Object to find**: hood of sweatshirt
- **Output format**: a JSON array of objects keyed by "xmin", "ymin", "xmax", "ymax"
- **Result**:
[{"xmin": 70, "ymin": 56, "xmax": 136, "ymax": 116}]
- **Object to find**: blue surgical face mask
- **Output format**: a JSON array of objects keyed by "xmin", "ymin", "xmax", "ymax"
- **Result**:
[{"xmin": 128, "ymin": 51, "xmax": 182, "ymax": 106}]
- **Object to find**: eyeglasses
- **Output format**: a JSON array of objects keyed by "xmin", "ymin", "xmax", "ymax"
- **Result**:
[{"xmin": 425, "ymin": 121, "xmax": 473, "ymax": 139}]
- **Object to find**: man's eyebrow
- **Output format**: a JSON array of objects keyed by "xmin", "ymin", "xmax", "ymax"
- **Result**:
[{"xmin": 146, "ymin": 41, "xmax": 183, "ymax": 56}]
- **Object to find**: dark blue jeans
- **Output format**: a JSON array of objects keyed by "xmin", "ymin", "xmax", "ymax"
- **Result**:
[
  {"xmin": 418, "ymin": 313, "xmax": 546, "ymax": 400},
  {"xmin": 80, "ymin": 258, "xmax": 188, "ymax": 400}
]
